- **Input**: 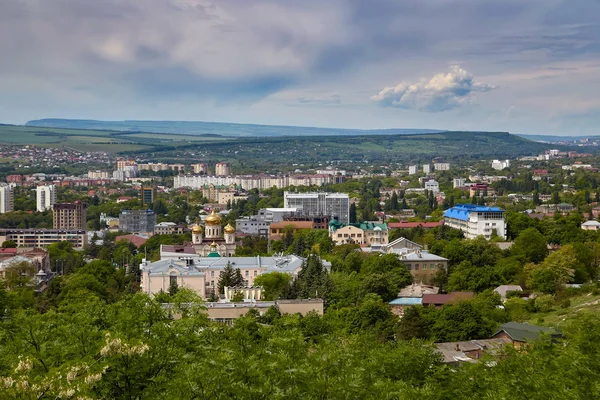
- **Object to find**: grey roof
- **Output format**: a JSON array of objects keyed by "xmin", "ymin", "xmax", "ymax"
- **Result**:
[
  {"xmin": 582, "ymin": 220, "xmax": 600, "ymax": 226},
  {"xmin": 397, "ymin": 250, "xmax": 448, "ymax": 262},
  {"xmin": 493, "ymin": 322, "xmax": 561, "ymax": 342},
  {"xmin": 435, "ymin": 338, "xmax": 512, "ymax": 364},
  {"xmin": 493, "ymin": 285, "xmax": 523, "ymax": 299}
]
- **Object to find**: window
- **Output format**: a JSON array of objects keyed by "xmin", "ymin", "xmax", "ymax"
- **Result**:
[
  {"xmin": 211, "ymin": 271, "xmax": 214, "ymax": 277},
  {"xmin": 245, "ymin": 270, "xmax": 249, "ymax": 277},
  {"xmin": 170, "ymin": 274, "xmax": 177, "ymax": 286},
  {"xmin": 430, "ymin": 264, "xmax": 435, "ymax": 269},
  {"xmin": 414, "ymin": 264, "xmax": 419, "ymax": 271}
]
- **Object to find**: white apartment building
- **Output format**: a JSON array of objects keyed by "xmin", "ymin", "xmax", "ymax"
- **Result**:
[
  {"xmin": 174, "ymin": 174, "xmax": 333, "ymax": 191},
  {"xmin": 284, "ymin": 192, "xmax": 350, "ymax": 224},
  {"xmin": 422, "ymin": 164, "xmax": 431, "ymax": 173},
  {"xmin": 215, "ymin": 162, "xmax": 231, "ymax": 176},
  {"xmin": 408, "ymin": 165, "xmax": 418, "ymax": 175},
  {"xmin": 434, "ymin": 162, "xmax": 450, "ymax": 171},
  {"xmin": 491, "ymin": 159, "xmax": 510, "ymax": 170},
  {"xmin": 0, "ymin": 184, "xmax": 13, "ymax": 214},
  {"xmin": 443, "ymin": 204, "xmax": 506, "ymax": 240},
  {"xmin": 424, "ymin": 179, "xmax": 440, "ymax": 193},
  {"xmin": 36, "ymin": 184, "xmax": 56, "ymax": 212},
  {"xmin": 453, "ymin": 178, "xmax": 466, "ymax": 188},
  {"xmin": 191, "ymin": 163, "xmax": 209, "ymax": 174},
  {"xmin": 87, "ymin": 170, "xmax": 110, "ymax": 179}
]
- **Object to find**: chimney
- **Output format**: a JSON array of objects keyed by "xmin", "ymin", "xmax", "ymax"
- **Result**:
[{"xmin": 455, "ymin": 343, "xmax": 460, "ymax": 351}]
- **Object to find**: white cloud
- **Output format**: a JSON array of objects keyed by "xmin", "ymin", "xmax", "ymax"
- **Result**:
[
  {"xmin": 296, "ymin": 93, "xmax": 341, "ymax": 105},
  {"xmin": 371, "ymin": 66, "xmax": 495, "ymax": 112}
]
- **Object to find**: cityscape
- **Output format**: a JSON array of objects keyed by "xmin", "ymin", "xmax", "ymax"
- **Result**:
[{"xmin": 1, "ymin": 0, "xmax": 600, "ymax": 398}]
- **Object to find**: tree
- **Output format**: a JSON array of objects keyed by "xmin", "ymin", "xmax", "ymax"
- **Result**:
[
  {"xmin": 349, "ymin": 203, "xmax": 357, "ymax": 223},
  {"xmin": 218, "ymin": 262, "xmax": 236, "ymax": 294},
  {"xmin": 231, "ymin": 291, "xmax": 244, "ymax": 302},
  {"xmin": 397, "ymin": 306, "xmax": 431, "ymax": 340},
  {"xmin": 253, "ymin": 272, "xmax": 292, "ymax": 300},
  {"xmin": 1, "ymin": 240, "xmax": 17, "ymax": 248},
  {"xmin": 511, "ymin": 227, "xmax": 547, "ymax": 263},
  {"xmin": 525, "ymin": 245, "xmax": 576, "ymax": 294}
]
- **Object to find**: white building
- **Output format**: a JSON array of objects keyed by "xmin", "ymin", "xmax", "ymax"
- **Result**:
[
  {"xmin": 235, "ymin": 208, "xmax": 297, "ymax": 235},
  {"xmin": 284, "ymin": 192, "xmax": 350, "ymax": 224},
  {"xmin": 36, "ymin": 184, "xmax": 56, "ymax": 212},
  {"xmin": 453, "ymin": 178, "xmax": 466, "ymax": 188},
  {"xmin": 434, "ymin": 162, "xmax": 450, "ymax": 171},
  {"xmin": 424, "ymin": 179, "xmax": 440, "ymax": 193},
  {"xmin": 491, "ymin": 160, "xmax": 510, "ymax": 170},
  {"xmin": 87, "ymin": 170, "xmax": 110, "ymax": 179},
  {"xmin": 581, "ymin": 221, "xmax": 600, "ymax": 231},
  {"xmin": 0, "ymin": 184, "xmax": 14, "ymax": 214},
  {"xmin": 422, "ymin": 164, "xmax": 431, "ymax": 174},
  {"xmin": 443, "ymin": 204, "xmax": 506, "ymax": 240},
  {"xmin": 408, "ymin": 165, "xmax": 418, "ymax": 175},
  {"xmin": 215, "ymin": 162, "xmax": 231, "ymax": 176}
]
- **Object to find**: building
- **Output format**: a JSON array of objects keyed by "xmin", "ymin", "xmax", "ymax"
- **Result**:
[
  {"xmin": 0, "ymin": 183, "xmax": 14, "ymax": 214},
  {"xmin": 434, "ymin": 162, "xmax": 450, "ymax": 171},
  {"xmin": 215, "ymin": 162, "xmax": 231, "ymax": 176},
  {"xmin": 88, "ymin": 170, "xmax": 110, "ymax": 179},
  {"xmin": 53, "ymin": 201, "xmax": 87, "ymax": 230},
  {"xmin": 424, "ymin": 179, "xmax": 440, "ymax": 193},
  {"xmin": 435, "ymin": 338, "xmax": 512, "ymax": 365},
  {"xmin": 0, "ymin": 229, "xmax": 87, "ymax": 248},
  {"xmin": 581, "ymin": 220, "xmax": 600, "ymax": 231},
  {"xmin": 284, "ymin": 192, "xmax": 350, "ymax": 224},
  {"xmin": 408, "ymin": 165, "xmax": 418, "ymax": 175},
  {"xmin": 116, "ymin": 158, "xmax": 137, "ymax": 170},
  {"xmin": 197, "ymin": 300, "xmax": 324, "ymax": 322},
  {"xmin": 137, "ymin": 186, "xmax": 157, "ymax": 207},
  {"xmin": 453, "ymin": 178, "xmax": 466, "ymax": 188},
  {"xmin": 422, "ymin": 292, "xmax": 474, "ymax": 308},
  {"xmin": 154, "ymin": 222, "xmax": 186, "ymax": 235},
  {"xmin": 388, "ymin": 221, "xmax": 444, "ymax": 230},
  {"xmin": 491, "ymin": 159, "xmax": 510, "ymax": 170},
  {"xmin": 140, "ymin": 252, "xmax": 331, "ymax": 299},
  {"xmin": 115, "ymin": 234, "xmax": 149, "ymax": 248},
  {"xmin": 191, "ymin": 163, "xmax": 210, "ymax": 175},
  {"xmin": 235, "ymin": 208, "xmax": 297, "ymax": 236},
  {"xmin": 328, "ymin": 220, "xmax": 389, "ymax": 246},
  {"xmin": 6, "ymin": 175, "xmax": 23, "ymax": 185},
  {"xmin": 190, "ymin": 211, "xmax": 237, "ymax": 257},
  {"xmin": 119, "ymin": 209, "xmax": 157, "ymax": 235},
  {"xmin": 399, "ymin": 250, "xmax": 449, "ymax": 283},
  {"xmin": 491, "ymin": 322, "xmax": 561, "ymax": 346},
  {"xmin": 217, "ymin": 191, "xmax": 248, "ymax": 205},
  {"xmin": 422, "ymin": 164, "xmax": 431, "ymax": 173},
  {"xmin": 36, "ymin": 184, "xmax": 56, "ymax": 212},
  {"xmin": 443, "ymin": 204, "xmax": 506, "ymax": 240},
  {"xmin": 469, "ymin": 184, "xmax": 495, "ymax": 197},
  {"xmin": 269, "ymin": 221, "xmax": 315, "ymax": 241}
]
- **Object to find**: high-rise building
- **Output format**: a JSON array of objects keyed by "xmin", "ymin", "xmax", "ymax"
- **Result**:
[
  {"xmin": 434, "ymin": 162, "xmax": 450, "ymax": 171},
  {"xmin": 119, "ymin": 210, "xmax": 157, "ymax": 234},
  {"xmin": 215, "ymin": 162, "xmax": 231, "ymax": 176},
  {"xmin": 137, "ymin": 186, "xmax": 157, "ymax": 207},
  {"xmin": 0, "ymin": 184, "xmax": 13, "ymax": 214},
  {"xmin": 36, "ymin": 184, "xmax": 56, "ymax": 212},
  {"xmin": 443, "ymin": 204, "xmax": 506, "ymax": 240},
  {"xmin": 191, "ymin": 163, "xmax": 210, "ymax": 175},
  {"xmin": 284, "ymin": 192, "xmax": 350, "ymax": 224},
  {"xmin": 422, "ymin": 164, "xmax": 431, "ymax": 173},
  {"xmin": 53, "ymin": 201, "xmax": 87, "ymax": 230},
  {"xmin": 408, "ymin": 165, "xmax": 418, "ymax": 175}
]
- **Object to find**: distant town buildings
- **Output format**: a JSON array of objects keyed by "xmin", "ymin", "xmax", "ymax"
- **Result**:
[
  {"xmin": 137, "ymin": 186, "xmax": 157, "ymax": 207},
  {"xmin": 408, "ymin": 165, "xmax": 418, "ymax": 175},
  {"xmin": 191, "ymin": 163, "xmax": 209, "ymax": 175},
  {"xmin": 215, "ymin": 162, "xmax": 231, "ymax": 176},
  {"xmin": 443, "ymin": 204, "xmax": 506, "ymax": 240},
  {"xmin": 491, "ymin": 159, "xmax": 510, "ymax": 170},
  {"xmin": 87, "ymin": 170, "xmax": 110, "ymax": 179},
  {"xmin": 453, "ymin": 178, "xmax": 466, "ymax": 188},
  {"xmin": 422, "ymin": 164, "xmax": 431, "ymax": 174},
  {"xmin": 0, "ymin": 229, "xmax": 87, "ymax": 248},
  {"xmin": 190, "ymin": 211, "xmax": 237, "ymax": 257},
  {"xmin": 328, "ymin": 220, "xmax": 389, "ymax": 246},
  {"xmin": 36, "ymin": 184, "xmax": 56, "ymax": 212},
  {"xmin": 424, "ymin": 179, "xmax": 440, "ymax": 193},
  {"xmin": 0, "ymin": 183, "xmax": 14, "ymax": 214},
  {"xmin": 174, "ymin": 174, "xmax": 334, "ymax": 191},
  {"xmin": 236, "ymin": 208, "xmax": 297, "ymax": 236},
  {"xmin": 284, "ymin": 191, "xmax": 350, "ymax": 224},
  {"xmin": 53, "ymin": 202, "xmax": 87, "ymax": 230},
  {"xmin": 119, "ymin": 209, "xmax": 157, "ymax": 235},
  {"xmin": 434, "ymin": 162, "xmax": 450, "ymax": 171}
]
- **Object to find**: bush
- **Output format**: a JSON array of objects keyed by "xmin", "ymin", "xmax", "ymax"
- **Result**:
[
  {"xmin": 560, "ymin": 299, "xmax": 572, "ymax": 309},
  {"xmin": 534, "ymin": 294, "xmax": 556, "ymax": 313}
]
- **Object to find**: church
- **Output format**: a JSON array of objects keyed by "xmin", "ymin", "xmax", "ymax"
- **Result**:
[{"xmin": 191, "ymin": 210, "xmax": 238, "ymax": 257}]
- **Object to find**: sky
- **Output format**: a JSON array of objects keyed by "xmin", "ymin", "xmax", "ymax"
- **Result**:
[{"xmin": 1, "ymin": 0, "xmax": 600, "ymax": 135}]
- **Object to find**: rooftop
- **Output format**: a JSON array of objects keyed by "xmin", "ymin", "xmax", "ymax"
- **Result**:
[
  {"xmin": 493, "ymin": 322, "xmax": 561, "ymax": 342},
  {"xmin": 444, "ymin": 204, "xmax": 504, "ymax": 221}
]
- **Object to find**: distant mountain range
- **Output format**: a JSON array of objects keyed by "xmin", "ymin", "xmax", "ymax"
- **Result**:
[{"xmin": 25, "ymin": 118, "xmax": 441, "ymax": 137}]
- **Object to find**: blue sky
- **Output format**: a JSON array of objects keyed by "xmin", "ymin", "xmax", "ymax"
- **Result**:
[{"xmin": 1, "ymin": 0, "xmax": 599, "ymax": 135}]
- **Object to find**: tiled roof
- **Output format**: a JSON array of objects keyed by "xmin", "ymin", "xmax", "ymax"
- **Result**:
[{"xmin": 493, "ymin": 322, "xmax": 561, "ymax": 342}]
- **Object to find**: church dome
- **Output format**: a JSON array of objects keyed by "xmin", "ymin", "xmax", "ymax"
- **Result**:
[
  {"xmin": 205, "ymin": 210, "xmax": 221, "ymax": 225},
  {"xmin": 192, "ymin": 224, "xmax": 202, "ymax": 234},
  {"xmin": 224, "ymin": 223, "xmax": 235, "ymax": 234}
]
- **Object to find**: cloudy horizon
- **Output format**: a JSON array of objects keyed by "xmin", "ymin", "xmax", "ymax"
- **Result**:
[{"xmin": 1, "ymin": 0, "xmax": 600, "ymax": 135}]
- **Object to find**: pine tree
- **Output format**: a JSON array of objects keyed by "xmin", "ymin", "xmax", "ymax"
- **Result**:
[
  {"xmin": 233, "ymin": 268, "xmax": 244, "ymax": 287},
  {"xmin": 218, "ymin": 262, "xmax": 235, "ymax": 294},
  {"xmin": 349, "ymin": 203, "xmax": 357, "ymax": 223},
  {"xmin": 208, "ymin": 289, "xmax": 218, "ymax": 302},
  {"xmin": 390, "ymin": 191, "xmax": 399, "ymax": 211}
]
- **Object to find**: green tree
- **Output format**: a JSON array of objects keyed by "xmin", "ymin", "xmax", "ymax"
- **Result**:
[
  {"xmin": 511, "ymin": 227, "xmax": 548, "ymax": 263},
  {"xmin": 217, "ymin": 262, "xmax": 235, "ymax": 294},
  {"xmin": 253, "ymin": 272, "xmax": 292, "ymax": 300}
]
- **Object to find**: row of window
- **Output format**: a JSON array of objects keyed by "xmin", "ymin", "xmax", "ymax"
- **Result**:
[{"xmin": 406, "ymin": 263, "xmax": 440, "ymax": 271}]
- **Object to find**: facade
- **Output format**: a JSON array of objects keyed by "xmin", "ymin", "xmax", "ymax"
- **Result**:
[
  {"xmin": 434, "ymin": 162, "xmax": 450, "ymax": 171},
  {"xmin": 491, "ymin": 159, "xmax": 510, "ymax": 170},
  {"xmin": 88, "ymin": 170, "xmax": 110, "ymax": 179},
  {"xmin": 581, "ymin": 220, "xmax": 600, "ymax": 231},
  {"xmin": 119, "ymin": 209, "xmax": 157, "ymax": 234},
  {"xmin": 0, "ymin": 229, "xmax": 87, "ymax": 248},
  {"xmin": 408, "ymin": 165, "xmax": 418, "ymax": 175},
  {"xmin": 236, "ymin": 208, "xmax": 297, "ymax": 236},
  {"xmin": 137, "ymin": 186, "xmax": 156, "ymax": 207},
  {"xmin": 453, "ymin": 178, "xmax": 466, "ymax": 188},
  {"xmin": 0, "ymin": 183, "xmax": 14, "ymax": 214},
  {"xmin": 191, "ymin": 211, "xmax": 237, "ymax": 257},
  {"xmin": 422, "ymin": 164, "xmax": 431, "ymax": 173},
  {"xmin": 424, "ymin": 179, "xmax": 440, "ymax": 193},
  {"xmin": 174, "ymin": 174, "xmax": 334, "ymax": 191},
  {"xmin": 328, "ymin": 220, "xmax": 389, "ymax": 246},
  {"xmin": 36, "ymin": 184, "xmax": 56, "ymax": 212},
  {"xmin": 53, "ymin": 201, "xmax": 87, "ymax": 230},
  {"xmin": 443, "ymin": 204, "xmax": 506, "ymax": 239},
  {"xmin": 199, "ymin": 300, "xmax": 324, "ymax": 322},
  {"xmin": 215, "ymin": 162, "xmax": 231, "ymax": 176},
  {"xmin": 154, "ymin": 222, "xmax": 186, "ymax": 235},
  {"xmin": 469, "ymin": 184, "xmax": 495, "ymax": 198},
  {"xmin": 140, "ymin": 252, "xmax": 331, "ymax": 299},
  {"xmin": 191, "ymin": 163, "xmax": 210, "ymax": 175},
  {"xmin": 284, "ymin": 192, "xmax": 350, "ymax": 224},
  {"xmin": 399, "ymin": 250, "xmax": 449, "ymax": 283},
  {"xmin": 269, "ymin": 221, "xmax": 314, "ymax": 241}
]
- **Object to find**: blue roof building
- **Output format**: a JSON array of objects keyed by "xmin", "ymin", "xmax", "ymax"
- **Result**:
[{"xmin": 443, "ymin": 204, "xmax": 506, "ymax": 240}]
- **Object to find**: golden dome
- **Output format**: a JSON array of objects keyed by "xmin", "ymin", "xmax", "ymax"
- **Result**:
[
  {"xmin": 224, "ymin": 223, "xmax": 235, "ymax": 234},
  {"xmin": 192, "ymin": 224, "xmax": 202, "ymax": 234},
  {"xmin": 205, "ymin": 210, "xmax": 221, "ymax": 225},
  {"xmin": 211, "ymin": 241, "xmax": 217, "ymax": 247}
]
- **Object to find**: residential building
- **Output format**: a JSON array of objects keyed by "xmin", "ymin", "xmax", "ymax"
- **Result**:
[
  {"xmin": 6, "ymin": 175, "xmax": 23, "ymax": 185},
  {"xmin": 399, "ymin": 250, "xmax": 449, "ymax": 283},
  {"xmin": 215, "ymin": 162, "xmax": 231, "ymax": 176},
  {"xmin": 140, "ymin": 252, "xmax": 331, "ymax": 299},
  {"xmin": 443, "ymin": 204, "xmax": 506, "ymax": 239},
  {"xmin": 408, "ymin": 165, "xmax": 418, "ymax": 175},
  {"xmin": 235, "ymin": 208, "xmax": 297, "ymax": 236},
  {"xmin": 154, "ymin": 222, "xmax": 186, "ymax": 235},
  {"xmin": 453, "ymin": 178, "xmax": 466, "ymax": 188},
  {"xmin": 116, "ymin": 158, "xmax": 137, "ymax": 170},
  {"xmin": 53, "ymin": 201, "xmax": 87, "ymax": 230},
  {"xmin": 328, "ymin": 220, "xmax": 388, "ymax": 246},
  {"xmin": 269, "ymin": 221, "xmax": 315, "ymax": 241},
  {"xmin": 469, "ymin": 183, "xmax": 495, "ymax": 197},
  {"xmin": 115, "ymin": 234, "xmax": 149, "ymax": 248},
  {"xmin": 191, "ymin": 163, "xmax": 210, "ymax": 175},
  {"xmin": 435, "ymin": 338, "xmax": 512, "ymax": 365},
  {"xmin": 491, "ymin": 159, "xmax": 510, "ymax": 170},
  {"xmin": 284, "ymin": 191, "xmax": 350, "ymax": 224},
  {"xmin": 422, "ymin": 164, "xmax": 431, "ymax": 173},
  {"xmin": 217, "ymin": 191, "xmax": 248, "ymax": 205},
  {"xmin": 434, "ymin": 162, "xmax": 450, "ymax": 171},
  {"xmin": 388, "ymin": 221, "xmax": 444, "ymax": 230},
  {"xmin": 190, "ymin": 211, "xmax": 238, "ymax": 257},
  {"xmin": 424, "ymin": 179, "xmax": 440, "ymax": 193},
  {"xmin": 174, "ymin": 174, "xmax": 334, "ymax": 191},
  {"xmin": 0, "ymin": 183, "xmax": 14, "ymax": 214},
  {"xmin": 493, "ymin": 285, "xmax": 523, "ymax": 301},
  {"xmin": 36, "ymin": 184, "xmax": 56, "ymax": 212},
  {"xmin": 581, "ymin": 220, "xmax": 600, "ymax": 231},
  {"xmin": 199, "ymin": 300, "xmax": 324, "ymax": 322},
  {"xmin": 492, "ymin": 322, "xmax": 562, "ymax": 347},
  {"xmin": 0, "ymin": 229, "xmax": 87, "ymax": 248},
  {"xmin": 119, "ymin": 209, "xmax": 157, "ymax": 235},
  {"xmin": 137, "ymin": 186, "xmax": 157, "ymax": 207},
  {"xmin": 87, "ymin": 170, "xmax": 110, "ymax": 179}
]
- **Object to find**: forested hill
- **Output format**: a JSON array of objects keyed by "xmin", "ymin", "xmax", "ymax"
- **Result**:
[{"xmin": 25, "ymin": 118, "xmax": 440, "ymax": 137}]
